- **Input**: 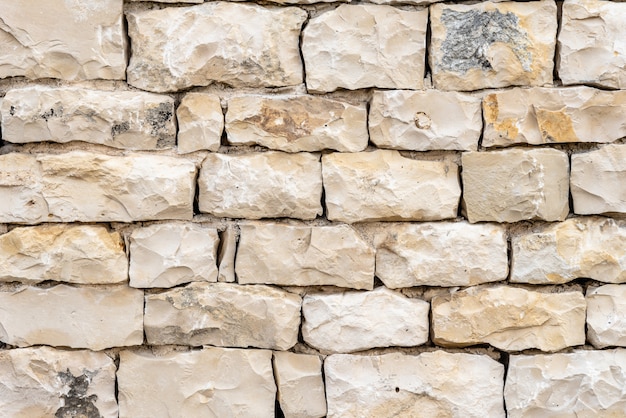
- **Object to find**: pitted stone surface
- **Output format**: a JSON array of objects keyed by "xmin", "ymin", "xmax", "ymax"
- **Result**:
[
  {"xmin": 586, "ymin": 285, "xmax": 626, "ymax": 348},
  {"xmin": 176, "ymin": 93, "xmax": 223, "ymax": 153},
  {"xmin": 273, "ymin": 352, "xmax": 327, "ymax": 418}
]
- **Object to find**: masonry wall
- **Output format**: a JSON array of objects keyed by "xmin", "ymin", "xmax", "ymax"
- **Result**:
[{"xmin": 0, "ymin": 0, "xmax": 625, "ymax": 416}]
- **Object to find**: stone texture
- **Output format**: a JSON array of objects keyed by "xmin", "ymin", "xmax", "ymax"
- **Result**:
[
  {"xmin": 368, "ymin": 222, "xmax": 508, "ymax": 288},
  {"xmin": 462, "ymin": 148, "xmax": 569, "ymax": 223},
  {"xmin": 198, "ymin": 151, "xmax": 322, "ymax": 220},
  {"xmin": 118, "ymin": 348, "xmax": 275, "ymax": 418},
  {"xmin": 512, "ymin": 217, "xmax": 626, "ymax": 284},
  {"xmin": 0, "ymin": 284, "xmax": 143, "ymax": 350},
  {"xmin": 0, "ymin": 224, "xmax": 127, "ymax": 285},
  {"xmin": 1, "ymin": 86, "xmax": 176, "ymax": 150},
  {"xmin": 571, "ymin": 144, "xmax": 626, "ymax": 215},
  {"xmin": 430, "ymin": 1, "xmax": 557, "ymax": 91},
  {"xmin": 144, "ymin": 282, "xmax": 301, "ymax": 350},
  {"xmin": 432, "ymin": 286, "xmax": 586, "ymax": 352},
  {"xmin": 235, "ymin": 223, "xmax": 375, "ymax": 290},
  {"xmin": 302, "ymin": 5, "xmax": 428, "ymax": 92},
  {"xmin": 587, "ymin": 285, "xmax": 626, "ymax": 348},
  {"xmin": 129, "ymin": 223, "xmax": 219, "ymax": 288},
  {"xmin": 217, "ymin": 226, "xmax": 237, "ymax": 283},
  {"xmin": 506, "ymin": 350, "xmax": 626, "ymax": 417},
  {"xmin": 127, "ymin": 3, "xmax": 306, "ymax": 92},
  {"xmin": 225, "ymin": 95, "xmax": 368, "ymax": 152},
  {"xmin": 323, "ymin": 150, "xmax": 460, "ymax": 223},
  {"xmin": 325, "ymin": 351, "xmax": 505, "ymax": 418},
  {"xmin": 176, "ymin": 93, "xmax": 223, "ymax": 153},
  {"xmin": 0, "ymin": 153, "xmax": 47, "ymax": 224},
  {"xmin": 273, "ymin": 352, "xmax": 327, "ymax": 418},
  {"xmin": 302, "ymin": 287, "xmax": 429, "ymax": 353},
  {"xmin": 0, "ymin": 0, "xmax": 126, "ymax": 81},
  {"xmin": 0, "ymin": 346, "xmax": 118, "ymax": 418},
  {"xmin": 483, "ymin": 87, "xmax": 626, "ymax": 147},
  {"xmin": 369, "ymin": 90, "xmax": 482, "ymax": 151}
]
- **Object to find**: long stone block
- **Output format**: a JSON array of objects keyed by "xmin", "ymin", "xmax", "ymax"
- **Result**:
[{"xmin": 586, "ymin": 285, "xmax": 626, "ymax": 348}]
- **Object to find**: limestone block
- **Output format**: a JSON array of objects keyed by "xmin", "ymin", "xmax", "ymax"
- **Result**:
[
  {"xmin": 302, "ymin": 287, "xmax": 429, "ymax": 353},
  {"xmin": 571, "ymin": 144, "xmax": 626, "ymax": 215},
  {"xmin": 323, "ymin": 150, "xmax": 460, "ymax": 223},
  {"xmin": 483, "ymin": 87, "xmax": 626, "ymax": 147},
  {"xmin": 587, "ymin": 285, "xmax": 626, "ymax": 348},
  {"xmin": 144, "ymin": 282, "xmax": 301, "ymax": 350},
  {"xmin": 129, "ymin": 223, "xmax": 219, "ymax": 288},
  {"xmin": 118, "ymin": 348, "xmax": 275, "ymax": 418},
  {"xmin": 0, "ymin": 153, "xmax": 47, "ymax": 224},
  {"xmin": 0, "ymin": 0, "xmax": 126, "ymax": 81},
  {"xmin": 368, "ymin": 222, "xmax": 508, "ymax": 288},
  {"xmin": 198, "ymin": 152, "xmax": 322, "ymax": 220},
  {"xmin": 512, "ymin": 217, "xmax": 626, "ymax": 284},
  {"xmin": 1, "ymin": 86, "xmax": 176, "ymax": 150},
  {"xmin": 217, "ymin": 226, "xmax": 237, "ymax": 283},
  {"xmin": 559, "ymin": 0, "xmax": 626, "ymax": 89},
  {"xmin": 225, "ymin": 95, "xmax": 368, "ymax": 152},
  {"xmin": 462, "ymin": 148, "xmax": 569, "ymax": 223},
  {"xmin": 302, "ymin": 5, "xmax": 428, "ymax": 92},
  {"xmin": 432, "ymin": 286, "xmax": 586, "ymax": 352},
  {"xmin": 127, "ymin": 3, "xmax": 306, "ymax": 92},
  {"xmin": 506, "ymin": 350, "xmax": 626, "ymax": 417},
  {"xmin": 0, "ymin": 346, "xmax": 117, "ymax": 418},
  {"xmin": 369, "ymin": 90, "xmax": 482, "ymax": 151},
  {"xmin": 177, "ymin": 93, "xmax": 223, "ymax": 153},
  {"xmin": 430, "ymin": 1, "xmax": 557, "ymax": 91},
  {"xmin": 0, "ymin": 224, "xmax": 127, "ymax": 285},
  {"xmin": 235, "ymin": 223, "xmax": 375, "ymax": 290},
  {"xmin": 273, "ymin": 352, "xmax": 326, "ymax": 418},
  {"xmin": 0, "ymin": 284, "xmax": 144, "ymax": 350},
  {"xmin": 325, "ymin": 351, "xmax": 505, "ymax": 418}
]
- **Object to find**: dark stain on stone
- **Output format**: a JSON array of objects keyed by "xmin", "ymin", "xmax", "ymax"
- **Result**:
[
  {"xmin": 54, "ymin": 369, "xmax": 102, "ymax": 418},
  {"xmin": 40, "ymin": 105, "xmax": 63, "ymax": 121},
  {"xmin": 146, "ymin": 102, "xmax": 173, "ymax": 137},
  {"xmin": 111, "ymin": 122, "xmax": 130, "ymax": 137},
  {"xmin": 9, "ymin": 106, "xmax": 16, "ymax": 116}
]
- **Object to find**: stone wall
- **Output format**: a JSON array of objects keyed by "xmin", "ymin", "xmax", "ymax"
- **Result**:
[{"xmin": 0, "ymin": 0, "xmax": 625, "ymax": 416}]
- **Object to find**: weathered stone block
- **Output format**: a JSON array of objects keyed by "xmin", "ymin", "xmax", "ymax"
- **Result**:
[
  {"xmin": 273, "ymin": 352, "xmax": 327, "ymax": 418},
  {"xmin": 177, "ymin": 93, "xmax": 223, "ymax": 153},
  {"xmin": 0, "ymin": 153, "xmax": 47, "ymax": 224},
  {"xmin": 587, "ymin": 285, "xmax": 626, "ymax": 348},
  {"xmin": 217, "ymin": 226, "xmax": 237, "ymax": 283}
]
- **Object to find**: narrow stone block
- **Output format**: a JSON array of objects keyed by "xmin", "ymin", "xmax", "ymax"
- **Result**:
[
  {"xmin": 586, "ymin": 285, "xmax": 626, "ymax": 348},
  {"xmin": 273, "ymin": 352, "xmax": 327, "ymax": 418},
  {"xmin": 177, "ymin": 93, "xmax": 223, "ymax": 153}
]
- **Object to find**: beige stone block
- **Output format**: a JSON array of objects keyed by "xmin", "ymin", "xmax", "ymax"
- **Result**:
[
  {"xmin": 325, "ymin": 351, "xmax": 505, "ymax": 418},
  {"xmin": 323, "ymin": 150, "xmax": 460, "ymax": 223},
  {"xmin": 127, "ymin": 3, "xmax": 306, "ymax": 92},
  {"xmin": 0, "ymin": 153, "xmax": 47, "ymax": 224},
  {"xmin": 273, "ymin": 352, "xmax": 326, "ymax": 418},
  {"xmin": 0, "ymin": 284, "xmax": 144, "ymax": 350},
  {"xmin": 430, "ymin": 1, "xmax": 556, "ymax": 91},
  {"xmin": 462, "ymin": 148, "xmax": 569, "ymax": 223},
  {"xmin": 235, "ymin": 223, "xmax": 374, "ymax": 290},
  {"xmin": 118, "ymin": 348, "xmax": 275, "ymax": 418},
  {"xmin": 198, "ymin": 151, "xmax": 322, "ymax": 220},
  {"xmin": 302, "ymin": 5, "xmax": 428, "ymax": 92},
  {"xmin": 369, "ymin": 90, "xmax": 482, "ymax": 151},
  {"xmin": 176, "ymin": 93, "xmax": 223, "ymax": 153},
  {"xmin": 226, "ymin": 95, "xmax": 368, "ymax": 152},
  {"xmin": 432, "ymin": 286, "xmax": 586, "ymax": 352},
  {"xmin": 217, "ymin": 226, "xmax": 237, "ymax": 283},
  {"xmin": 144, "ymin": 282, "xmax": 301, "ymax": 350},
  {"xmin": 587, "ymin": 285, "xmax": 626, "ymax": 348}
]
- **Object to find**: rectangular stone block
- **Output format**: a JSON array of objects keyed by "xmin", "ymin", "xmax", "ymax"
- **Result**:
[
  {"xmin": 273, "ymin": 352, "xmax": 327, "ymax": 418},
  {"xmin": 217, "ymin": 226, "xmax": 237, "ymax": 283},
  {"xmin": 0, "ymin": 153, "xmax": 47, "ymax": 224},
  {"xmin": 127, "ymin": 3, "xmax": 306, "ymax": 92},
  {"xmin": 587, "ymin": 285, "xmax": 626, "ymax": 349},
  {"xmin": 176, "ymin": 93, "xmax": 223, "ymax": 153}
]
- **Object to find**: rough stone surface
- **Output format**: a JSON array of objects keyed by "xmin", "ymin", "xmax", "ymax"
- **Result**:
[
  {"xmin": 129, "ymin": 223, "xmax": 219, "ymax": 288},
  {"xmin": 0, "ymin": 153, "xmax": 47, "ymax": 224},
  {"xmin": 586, "ymin": 285, "xmax": 626, "ymax": 348},
  {"xmin": 506, "ymin": 350, "xmax": 626, "ymax": 417},
  {"xmin": 176, "ymin": 93, "xmax": 223, "ymax": 153},
  {"xmin": 512, "ymin": 217, "xmax": 626, "ymax": 284},
  {"xmin": 235, "ymin": 223, "xmax": 375, "ymax": 290},
  {"xmin": 127, "ymin": 3, "xmax": 306, "ymax": 92},
  {"xmin": 0, "ymin": 346, "xmax": 118, "ymax": 418},
  {"xmin": 432, "ymin": 286, "xmax": 586, "ymax": 352},
  {"xmin": 225, "ymin": 95, "xmax": 368, "ymax": 152},
  {"xmin": 1, "ymin": 86, "xmax": 176, "ymax": 150},
  {"xmin": 0, "ymin": 284, "xmax": 144, "ymax": 350},
  {"xmin": 430, "ymin": 1, "xmax": 556, "ymax": 91},
  {"xmin": 571, "ymin": 144, "xmax": 626, "ymax": 215},
  {"xmin": 0, "ymin": 0, "xmax": 126, "ymax": 80},
  {"xmin": 483, "ymin": 87, "xmax": 626, "ymax": 147},
  {"xmin": 325, "ymin": 351, "xmax": 505, "ymax": 418},
  {"xmin": 144, "ymin": 282, "xmax": 301, "ymax": 350},
  {"xmin": 323, "ymin": 150, "xmax": 460, "ymax": 223},
  {"xmin": 302, "ymin": 287, "xmax": 429, "ymax": 353},
  {"xmin": 367, "ymin": 222, "xmax": 508, "ymax": 288},
  {"xmin": 0, "ymin": 224, "xmax": 127, "ymax": 285},
  {"xmin": 369, "ymin": 90, "xmax": 482, "ymax": 151},
  {"xmin": 302, "ymin": 5, "xmax": 428, "ymax": 92},
  {"xmin": 217, "ymin": 226, "xmax": 237, "ymax": 283},
  {"xmin": 198, "ymin": 151, "xmax": 322, "ymax": 220},
  {"xmin": 273, "ymin": 352, "xmax": 327, "ymax": 418},
  {"xmin": 118, "ymin": 348, "xmax": 276, "ymax": 418},
  {"xmin": 462, "ymin": 148, "xmax": 569, "ymax": 223}
]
